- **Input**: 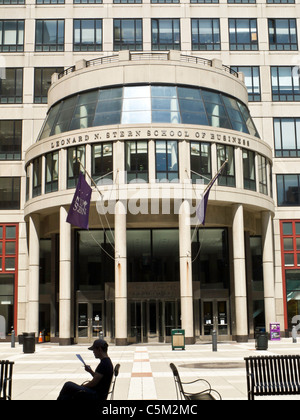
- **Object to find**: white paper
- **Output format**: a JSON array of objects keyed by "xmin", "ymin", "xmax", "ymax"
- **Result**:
[{"xmin": 76, "ymin": 354, "xmax": 86, "ymax": 366}]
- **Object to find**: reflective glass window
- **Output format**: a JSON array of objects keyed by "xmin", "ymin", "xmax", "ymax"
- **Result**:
[
  {"xmin": 156, "ymin": 140, "xmax": 178, "ymax": 182},
  {"xmin": 126, "ymin": 141, "xmax": 148, "ymax": 183},
  {"xmin": 151, "ymin": 86, "xmax": 180, "ymax": 124},
  {"xmin": 217, "ymin": 145, "xmax": 235, "ymax": 187},
  {"xmin": 92, "ymin": 143, "xmax": 113, "ymax": 184},
  {"xmin": 37, "ymin": 85, "xmax": 260, "ymax": 140},
  {"xmin": 190, "ymin": 142, "xmax": 211, "ymax": 184},
  {"xmin": 113, "ymin": 19, "xmax": 142, "ymax": 51},
  {"xmin": 122, "ymin": 86, "xmax": 151, "ymax": 124},
  {"xmin": 93, "ymin": 88, "xmax": 122, "ymax": 126},
  {"xmin": 45, "ymin": 151, "xmax": 59, "ymax": 193},
  {"xmin": 70, "ymin": 91, "xmax": 99, "ymax": 131},
  {"xmin": 243, "ymin": 149, "xmax": 256, "ymax": 191}
]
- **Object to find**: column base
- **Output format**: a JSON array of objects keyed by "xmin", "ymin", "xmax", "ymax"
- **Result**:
[
  {"xmin": 115, "ymin": 338, "xmax": 128, "ymax": 346},
  {"xmin": 59, "ymin": 338, "xmax": 74, "ymax": 346},
  {"xmin": 185, "ymin": 336, "xmax": 195, "ymax": 345},
  {"xmin": 234, "ymin": 335, "xmax": 248, "ymax": 343}
]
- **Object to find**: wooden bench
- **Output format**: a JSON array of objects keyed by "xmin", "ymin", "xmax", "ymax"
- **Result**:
[
  {"xmin": 0, "ymin": 360, "xmax": 14, "ymax": 400},
  {"xmin": 245, "ymin": 355, "xmax": 300, "ymax": 400},
  {"xmin": 170, "ymin": 363, "xmax": 222, "ymax": 400}
]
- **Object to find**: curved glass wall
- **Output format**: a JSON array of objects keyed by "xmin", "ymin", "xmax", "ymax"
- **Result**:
[{"xmin": 38, "ymin": 84, "xmax": 260, "ymax": 140}]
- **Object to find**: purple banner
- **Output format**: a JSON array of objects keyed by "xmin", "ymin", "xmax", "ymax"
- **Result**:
[{"xmin": 66, "ymin": 172, "xmax": 92, "ymax": 230}]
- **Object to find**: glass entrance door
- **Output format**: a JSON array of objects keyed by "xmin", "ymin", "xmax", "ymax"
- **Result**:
[
  {"xmin": 128, "ymin": 300, "xmax": 180, "ymax": 343},
  {"xmin": 128, "ymin": 301, "xmax": 147, "ymax": 344},
  {"xmin": 202, "ymin": 299, "xmax": 230, "ymax": 340},
  {"xmin": 77, "ymin": 302, "xmax": 104, "ymax": 343}
]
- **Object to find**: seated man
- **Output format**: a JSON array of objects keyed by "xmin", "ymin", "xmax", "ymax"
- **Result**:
[{"xmin": 57, "ymin": 339, "xmax": 114, "ymax": 401}]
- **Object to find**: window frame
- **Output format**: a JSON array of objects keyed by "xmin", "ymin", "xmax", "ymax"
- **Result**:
[
  {"xmin": 35, "ymin": 19, "xmax": 65, "ymax": 52},
  {"xmin": 229, "ymin": 18, "xmax": 258, "ymax": 51},
  {"xmin": 73, "ymin": 19, "xmax": 102, "ymax": 52},
  {"xmin": 151, "ymin": 18, "xmax": 181, "ymax": 51},
  {"xmin": 0, "ymin": 20, "xmax": 24, "ymax": 52}
]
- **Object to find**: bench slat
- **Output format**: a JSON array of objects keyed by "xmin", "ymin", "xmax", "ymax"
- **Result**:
[
  {"xmin": 245, "ymin": 355, "xmax": 300, "ymax": 400},
  {"xmin": 0, "ymin": 360, "xmax": 14, "ymax": 400}
]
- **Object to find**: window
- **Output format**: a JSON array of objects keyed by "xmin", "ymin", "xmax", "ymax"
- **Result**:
[
  {"xmin": 74, "ymin": 0, "xmax": 102, "ymax": 3},
  {"xmin": 92, "ymin": 143, "xmax": 113, "ymax": 184},
  {"xmin": 0, "ymin": 120, "xmax": 21, "ymax": 160},
  {"xmin": 243, "ymin": 149, "xmax": 256, "ymax": 191},
  {"xmin": 67, "ymin": 146, "xmax": 85, "ymax": 189},
  {"xmin": 37, "ymin": 0, "xmax": 64, "ymax": 3},
  {"xmin": 38, "ymin": 85, "xmax": 260, "ymax": 138},
  {"xmin": 277, "ymin": 175, "xmax": 300, "ymax": 206},
  {"xmin": 217, "ymin": 145, "xmax": 235, "ymax": 187},
  {"xmin": 274, "ymin": 118, "xmax": 300, "ymax": 157},
  {"xmin": 228, "ymin": 0, "xmax": 255, "ymax": 2},
  {"xmin": 191, "ymin": 0, "xmax": 218, "ymax": 3},
  {"xmin": 229, "ymin": 19, "xmax": 258, "ymax": 51},
  {"xmin": 0, "ymin": 68, "xmax": 23, "ymax": 104},
  {"xmin": 125, "ymin": 141, "xmax": 148, "ymax": 183},
  {"xmin": 74, "ymin": 0, "xmax": 102, "ymax": 2},
  {"xmin": 191, "ymin": 19, "xmax": 220, "ymax": 51},
  {"xmin": 34, "ymin": 68, "xmax": 64, "ymax": 104},
  {"xmin": 113, "ymin": 0, "xmax": 141, "ymax": 3},
  {"xmin": 190, "ymin": 142, "xmax": 211, "ymax": 184},
  {"xmin": 0, "ymin": 0, "xmax": 24, "ymax": 3},
  {"xmin": 201, "ymin": 90, "xmax": 231, "ymax": 130},
  {"xmin": 267, "ymin": 0, "xmax": 294, "ymax": 2},
  {"xmin": 280, "ymin": 221, "xmax": 300, "ymax": 331},
  {"xmin": 70, "ymin": 90, "xmax": 99, "ymax": 131},
  {"xmin": 258, "ymin": 155, "xmax": 268, "ymax": 195},
  {"xmin": 192, "ymin": 228, "xmax": 229, "ymax": 289},
  {"xmin": 32, "ymin": 156, "xmax": 42, "ymax": 197},
  {"xmin": 35, "ymin": 20, "xmax": 64, "ymax": 52},
  {"xmin": 93, "ymin": 88, "xmax": 123, "ymax": 127},
  {"xmin": 152, "ymin": 19, "xmax": 180, "ymax": 51},
  {"xmin": 45, "ymin": 151, "xmax": 59, "ymax": 193},
  {"xmin": 155, "ymin": 140, "xmax": 178, "ymax": 182},
  {"xmin": 231, "ymin": 66, "xmax": 261, "ymax": 102},
  {"xmin": 0, "ymin": 224, "xmax": 18, "ymax": 335},
  {"xmin": 52, "ymin": 96, "xmax": 78, "ymax": 135},
  {"xmin": 177, "ymin": 87, "xmax": 208, "ymax": 126},
  {"xmin": 0, "ymin": 20, "xmax": 24, "ymax": 52},
  {"xmin": 271, "ymin": 67, "xmax": 300, "ymax": 101},
  {"xmin": 152, "ymin": 0, "xmax": 179, "ymax": 2},
  {"xmin": 122, "ymin": 86, "xmax": 151, "ymax": 124},
  {"xmin": 114, "ymin": 19, "xmax": 142, "ymax": 51},
  {"xmin": 73, "ymin": 19, "xmax": 102, "ymax": 52},
  {"xmin": 269, "ymin": 19, "xmax": 297, "ymax": 51},
  {"xmin": 0, "ymin": 178, "xmax": 20, "ymax": 209},
  {"xmin": 152, "ymin": 86, "xmax": 180, "ymax": 124},
  {"xmin": 127, "ymin": 229, "xmax": 179, "ymax": 283}
]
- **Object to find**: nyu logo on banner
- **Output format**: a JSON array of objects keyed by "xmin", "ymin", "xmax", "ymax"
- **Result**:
[{"xmin": 67, "ymin": 172, "xmax": 92, "ymax": 230}]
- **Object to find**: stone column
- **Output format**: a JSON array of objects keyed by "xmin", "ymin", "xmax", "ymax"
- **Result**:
[
  {"xmin": 179, "ymin": 200, "xmax": 195, "ymax": 344},
  {"xmin": 59, "ymin": 206, "xmax": 72, "ymax": 345},
  {"xmin": 232, "ymin": 204, "xmax": 248, "ymax": 342},
  {"xmin": 28, "ymin": 214, "xmax": 40, "ymax": 336},
  {"xmin": 262, "ymin": 211, "xmax": 276, "ymax": 332},
  {"xmin": 115, "ymin": 200, "xmax": 127, "ymax": 346}
]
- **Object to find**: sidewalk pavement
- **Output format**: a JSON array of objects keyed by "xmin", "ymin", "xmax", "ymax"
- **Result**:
[{"xmin": 1, "ymin": 338, "xmax": 300, "ymax": 400}]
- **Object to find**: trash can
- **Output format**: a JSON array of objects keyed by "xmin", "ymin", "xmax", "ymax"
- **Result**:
[
  {"xmin": 171, "ymin": 329, "xmax": 185, "ymax": 350},
  {"xmin": 23, "ymin": 332, "xmax": 35, "ymax": 354},
  {"xmin": 255, "ymin": 330, "xmax": 268, "ymax": 351}
]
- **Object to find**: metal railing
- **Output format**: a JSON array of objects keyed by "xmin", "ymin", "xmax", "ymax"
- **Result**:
[{"xmin": 57, "ymin": 51, "xmax": 239, "ymax": 80}]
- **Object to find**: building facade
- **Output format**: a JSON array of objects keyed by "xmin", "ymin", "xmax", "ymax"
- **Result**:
[{"xmin": 0, "ymin": 0, "xmax": 299, "ymax": 344}]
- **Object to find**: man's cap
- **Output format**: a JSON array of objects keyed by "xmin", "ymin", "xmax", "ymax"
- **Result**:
[{"xmin": 88, "ymin": 339, "xmax": 108, "ymax": 351}]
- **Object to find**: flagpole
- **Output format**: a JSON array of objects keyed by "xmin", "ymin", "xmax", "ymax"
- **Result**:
[
  {"xmin": 77, "ymin": 159, "xmax": 104, "ymax": 198},
  {"xmin": 202, "ymin": 159, "xmax": 228, "ymax": 195}
]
